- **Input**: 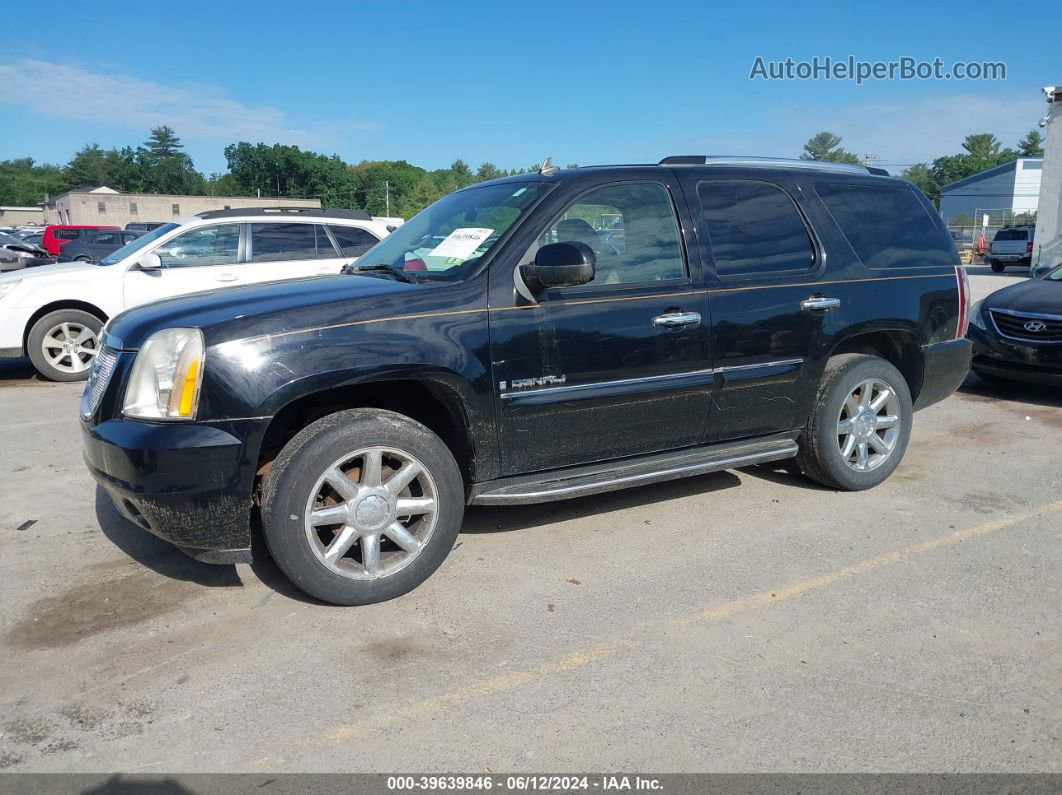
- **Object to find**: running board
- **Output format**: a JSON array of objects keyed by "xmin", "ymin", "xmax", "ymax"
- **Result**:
[{"xmin": 469, "ymin": 433, "xmax": 799, "ymax": 506}]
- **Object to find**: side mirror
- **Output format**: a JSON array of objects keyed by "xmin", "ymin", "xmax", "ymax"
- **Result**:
[
  {"xmin": 521, "ymin": 242, "xmax": 596, "ymax": 291},
  {"xmin": 136, "ymin": 252, "xmax": 162, "ymax": 272}
]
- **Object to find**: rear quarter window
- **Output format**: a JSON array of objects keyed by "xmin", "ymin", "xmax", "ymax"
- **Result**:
[{"xmin": 814, "ymin": 183, "xmax": 955, "ymax": 269}]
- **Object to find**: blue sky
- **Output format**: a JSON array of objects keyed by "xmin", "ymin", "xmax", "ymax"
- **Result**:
[{"xmin": 0, "ymin": 0, "xmax": 1056, "ymax": 176}]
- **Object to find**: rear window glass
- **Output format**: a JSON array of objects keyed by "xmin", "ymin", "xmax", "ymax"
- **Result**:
[
  {"xmin": 250, "ymin": 223, "xmax": 320, "ymax": 262},
  {"xmin": 54, "ymin": 229, "xmax": 80, "ymax": 240},
  {"xmin": 815, "ymin": 183, "xmax": 955, "ymax": 268},
  {"xmin": 993, "ymin": 229, "xmax": 1029, "ymax": 241}
]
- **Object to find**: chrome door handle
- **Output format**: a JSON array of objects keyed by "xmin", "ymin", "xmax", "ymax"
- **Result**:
[
  {"xmin": 652, "ymin": 311, "xmax": 701, "ymax": 328},
  {"xmin": 801, "ymin": 296, "xmax": 841, "ymax": 312},
  {"xmin": 215, "ymin": 274, "xmax": 239, "ymax": 283}
]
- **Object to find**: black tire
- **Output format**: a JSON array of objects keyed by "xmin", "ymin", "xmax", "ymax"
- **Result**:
[
  {"xmin": 26, "ymin": 308, "xmax": 104, "ymax": 382},
  {"xmin": 261, "ymin": 409, "xmax": 464, "ymax": 605},
  {"xmin": 75, "ymin": 255, "xmax": 91, "ymax": 262},
  {"xmin": 990, "ymin": 260, "xmax": 1004, "ymax": 273},
  {"xmin": 796, "ymin": 354, "xmax": 913, "ymax": 491}
]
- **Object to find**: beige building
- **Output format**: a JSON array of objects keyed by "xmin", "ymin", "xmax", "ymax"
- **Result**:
[
  {"xmin": 0, "ymin": 206, "xmax": 46, "ymax": 226},
  {"xmin": 42, "ymin": 186, "xmax": 320, "ymax": 227}
]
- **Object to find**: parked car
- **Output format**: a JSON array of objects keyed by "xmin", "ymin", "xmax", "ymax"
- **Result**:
[
  {"xmin": 58, "ymin": 229, "xmax": 144, "ymax": 262},
  {"xmin": 985, "ymin": 226, "xmax": 1034, "ymax": 273},
  {"xmin": 968, "ymin": 264, "xmax": 1062, "ymax": 385},
  {"xmin": 40, "ymin": 225, "xmax": 120, "ymax": 257},
  {"xmin": 125, "ymin": 222, "xmax": 166, "ymax": 232},
  {"xmin": 77, "ymin": 157, "xmax": 972, "ymax": 605},
  {"xmin": 0, "ymin": 232, "xmax": 54, "ymax": 272},
  {"xmin": 16, "ymin": 231, "xmax": 44, "ymax": 246},
  {"xmin": 0, "ymin": 208, "xmax": 390, "ymax": 381}
]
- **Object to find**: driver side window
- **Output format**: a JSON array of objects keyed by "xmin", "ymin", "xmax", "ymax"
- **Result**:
[
  {"xmin": 541, "ymin": 183, "xmax": 686, "ymax": 287},
  {"xmin": 155, "ymin": 224, "xmax": 240, "ymax": 268}
]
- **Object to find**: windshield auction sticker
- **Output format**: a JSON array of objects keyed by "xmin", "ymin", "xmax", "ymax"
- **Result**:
[{"xmin": 429, "ymin": 228, "xmax": 493, "ymax": 261}]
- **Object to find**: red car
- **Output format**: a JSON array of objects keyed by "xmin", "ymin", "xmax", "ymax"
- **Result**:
[{"xmin": 41, "ymin": 225, "xmax": 119, "ymax": 257}]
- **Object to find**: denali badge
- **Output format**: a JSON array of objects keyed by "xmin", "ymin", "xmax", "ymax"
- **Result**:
[
  {"xmin": 499, "ymin": 375, "xmax": 567, "ymax": 392},
  {"xmin": 1024, "ymin": 320, "xmax": 1047, "ymax": 333}
]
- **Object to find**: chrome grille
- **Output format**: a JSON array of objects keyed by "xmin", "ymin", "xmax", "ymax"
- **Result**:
[
  {"xmin": 81, "ymin": 347, "xmax": 119, "ymax": 417},
  {"xmin": 990, "ymin": 310, "xmax": 1062, "ymax": 343}
]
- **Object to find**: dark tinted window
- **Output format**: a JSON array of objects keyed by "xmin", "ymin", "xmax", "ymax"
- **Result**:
[
  {"xmin": 54, "ymin": 229, "xmax": 80, "ymax": 240},
  {"xmin": 697, "ymin": 181, "xmax": 814, "ymax": 276},
  {"xmin": 93, "ymin": 232, "xmax": 118, "ymax": 245},
  {"xmin": 251, "ymin": 223, "xmax": 317, "ymax": 262},
  {"xmin": 815, "ymin": 183, "xmax": 955, "ymax": 268},
  {"xmin": 329, "ymin": 224, "xmax": 379, "ymax": 258},
  {"xmin": 993, "ymin": 229, "xmax": 1029, "ymax": 241}
]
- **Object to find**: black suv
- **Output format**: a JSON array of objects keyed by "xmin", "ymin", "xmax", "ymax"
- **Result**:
[{"xmin": 81, "ymin": 157, "xmax": 972, "ymax": 605}]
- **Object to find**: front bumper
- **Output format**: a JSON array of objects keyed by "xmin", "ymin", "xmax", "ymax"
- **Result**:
[
  {"xmin": 81, "ymin": 416, "xmax": 269, "ymax": 563},
  {"xmin": 914, "ymin": 338, "xmax": 972, "ymax": 410},
  {"xmin": 968, "ymin": 325, "xmax": 1062, "ymax": 386}
]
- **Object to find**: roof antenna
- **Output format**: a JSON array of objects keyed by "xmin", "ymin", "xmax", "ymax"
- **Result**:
[{"xmin": 539, "ymin": 157, "xmax": 560, "ymax": 176}]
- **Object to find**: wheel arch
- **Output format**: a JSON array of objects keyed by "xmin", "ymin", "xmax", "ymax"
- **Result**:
[
  {"xmin": 23, "ymin": 300, "xmax": 110, "ymax": 350},
  {"xmin": 254, "ymin": 375, "xmax": 481, "ymax": 489},
  {"xmin": 828, "ymin": 328, "xmax": 924, "ymax": 401}
]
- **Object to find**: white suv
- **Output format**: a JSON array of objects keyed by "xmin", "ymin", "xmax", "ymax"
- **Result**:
[{"xmin": 0, "ymin": 208, "xmax": 391, "ymax": 381}]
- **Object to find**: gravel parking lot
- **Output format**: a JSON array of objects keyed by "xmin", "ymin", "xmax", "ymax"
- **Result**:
[{"xmin": 0, "ymin": 272, "xmax": 1059, "ymax": 773}]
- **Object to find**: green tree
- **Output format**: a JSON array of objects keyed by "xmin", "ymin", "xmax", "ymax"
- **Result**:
[
  {"xmin": 800, "ymin": 131, "xmax": 860, "ymax": 164},
  {"xmin": 0, "ymin": 158, "xmax": 69, "ymax": 205},
  {"xmin": 1018, "ymin": 130, "xmax": 1044, "ymax": 158},
  {"xmin": 951, "ymin": 212, "xmax": 974, "ymax": 226},
  {"xmin": 899, "ymin": 163, "xmax": 935, "ymax": 198},
  {"xmin": 143, "ymin": 126, "xmax": 184, "ymax": 159}
]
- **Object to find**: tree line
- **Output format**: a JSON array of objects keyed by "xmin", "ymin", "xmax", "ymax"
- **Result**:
[
  {"xmin": 800, "ymin": 128, "xmax": 1045, "ymax": 206},
  {"xmin": 0, "ymin": 123, "xmax": 1047, "ymax": 219},
  {"xmin": 0, "ymin": 126, "xmax": 554, "ymax": 219}
]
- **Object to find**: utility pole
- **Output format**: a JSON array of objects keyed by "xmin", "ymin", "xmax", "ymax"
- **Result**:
[
  {"xmin": 862, "ymin": 153, "xmax": 878, "ymax": 167},
  {"xmin": 385, "ymin": 180, "xmax": 390, "ymax": 217}
]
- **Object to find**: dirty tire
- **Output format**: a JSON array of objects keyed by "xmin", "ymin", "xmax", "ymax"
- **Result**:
[
  {"xmin": 796, "ymin": 354, "xmax": 913, "ymax": 491},
  {"xmin": 261, "ymin": 409, "xmax": 464, "ymax": 605},
  {"xmin": 990, "ymin": 260, "xmax": 1004, "ymax": 273},
  {"xmin": 27, "ymin": 308, "xmax": 104, "ymax": 382}
]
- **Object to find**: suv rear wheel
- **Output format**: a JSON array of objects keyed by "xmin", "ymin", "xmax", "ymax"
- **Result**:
[
  {"xmin": 796, "ymin": 354, "xmax": 913, "ymax": 491},
  {"xmin": 261, "ymin": 409, "xmax": 464, "ymax": 605},
  {"xmin": 27, "ymin": 308, "xmax": 103, "ymax": 382},
  {"xmin": 989, "ymin": 259, "xmax": 1004, "ymax": 273}
]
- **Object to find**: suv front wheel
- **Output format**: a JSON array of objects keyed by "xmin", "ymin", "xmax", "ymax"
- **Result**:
[
  {"xmin": 261, "ymin": 409, "xmax": 465, "ymax": 605},
  {"xmin": 796, "ymin": 354, "xmax": 913, "ymax": 491}
]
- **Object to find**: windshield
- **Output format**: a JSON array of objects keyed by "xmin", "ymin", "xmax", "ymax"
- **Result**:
[
  {"xmin": 1046, "ymin": 265, "xmax": 1062, "ymax": 282},
  {"xmin": 99, "ymin": 223, "xmax": 179, "ymax": 265},
  {"xmin": 0, "ymin": 233, "xmax": 24, "ymax": 246},
  {"xmin": 353, "ymin": 182, "xmax": 548, "ymax": 282}
]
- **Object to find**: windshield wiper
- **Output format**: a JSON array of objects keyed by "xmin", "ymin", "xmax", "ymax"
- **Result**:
[{"xmin": 341, "ymin": 263, "xmax": 420, "ymax": 284}]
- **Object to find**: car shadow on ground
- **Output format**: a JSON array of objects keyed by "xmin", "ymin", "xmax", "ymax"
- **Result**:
[
  {"xmin": 0, "ymin": 358, "xmax": 38, "ymax": 382},
  {"xmin": 94, "ymin": 486, "xmax": 243, "ymax": 588},
  {"xmin": 958, "ymin": 372, "xmax": 1062, "ymax": 409},
  {"xmin": 460, "ymin": 469, "xmax": 744, "ymax": 535}
]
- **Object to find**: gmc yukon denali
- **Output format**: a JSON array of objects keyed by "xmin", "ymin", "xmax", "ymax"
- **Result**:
[{"xmin": 80, "ymin": 157, "xmax": 972, "ymax": 605}]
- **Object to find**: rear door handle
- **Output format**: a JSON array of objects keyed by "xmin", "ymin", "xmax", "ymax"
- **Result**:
[
  {"xmin": 215, "ymin": 273, "xmax": 239, "ymax": 283},
  {"xmin": 652, "ymin": 311, "xmax": 701, "ymax": 328},
  {"xmin": 800, "ymin": 296, "xmax": 841, "ymax": 312}
]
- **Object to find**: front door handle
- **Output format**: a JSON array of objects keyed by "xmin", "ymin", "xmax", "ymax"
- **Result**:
[
  {"xmin": 215, "ymin": 273, "xmax": 239, "ymax": 283},
  {"xmin": 652, "ymin": 311, "xmax": 701, "ymax": 328},
  {"xmin": 800, "ymin": 296, "xmax": 841, "ymax": 312}
]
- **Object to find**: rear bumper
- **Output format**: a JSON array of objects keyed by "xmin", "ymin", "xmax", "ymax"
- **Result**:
[
  {"xmin": 915, "ymin": 338, "xmax": 972, "ymax": 410},
  {"xmin": 81, "ymin": 416, "xmax": 268, "ymax": 562}
]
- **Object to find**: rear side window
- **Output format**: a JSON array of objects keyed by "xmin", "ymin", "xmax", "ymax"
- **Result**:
[
  {"xmin": 250, "ymin": 223, "xmax": 320, "ymax": 262},
  {"xmin": 697, "ymin": 180, "xmax": 815, "ymax": 277},
  {"xmin": 993, "ymin": 229, "xmax": 1028, "ymax": 241},
  {"xmin": 329, "ymin": 224, "xmax": 379, "ymax": 258},
  {"xmin": 815, "ymin": 183, "xmax": 955, "ymax": 268},
  {"xmin": 54, "ymin": 229, "xmax": 80, "ymax": 240},
  {"xmin": 93, "ymin": 232, "xmax": 118, "ymax": 245}
]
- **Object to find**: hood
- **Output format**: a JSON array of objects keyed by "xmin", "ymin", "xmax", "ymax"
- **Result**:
[
  {"xmin": 0, "ymin": 259, "xmax": 103, "ymax": 286},
  {"xmin": 984, "ymin": 278, "xmax": 1062, "ymax": 316},
  {"xmin": 105, "ymin": 274, "xmax": 426, "ymax": 350}
]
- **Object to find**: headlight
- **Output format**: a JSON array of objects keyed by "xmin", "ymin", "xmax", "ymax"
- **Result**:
[
  {"xmin": 969, "ymin": 300, "xmax": 987, "ymax": 330},
  {"xmin": 123, "ymin": 328, "xmax": 205, "ymax": 420},
  {"xmin": 0, "ymin": 280, "xmax": 21, "ymax": 301}
]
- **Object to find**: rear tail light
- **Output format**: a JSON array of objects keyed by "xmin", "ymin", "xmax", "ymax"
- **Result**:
[
  {"xmin": 1027, "ymin": 241, "xmax": 1034, "ymax": 253},
  {"xmin": 955, "ymin": 265, "xmax": 970, "ymax": 338}
]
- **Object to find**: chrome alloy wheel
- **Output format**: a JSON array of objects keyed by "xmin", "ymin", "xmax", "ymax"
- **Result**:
[
  {"xmin": 41, "ymin": 322, "xmax": 99, "ymax": 374},
  {"xmin": 303, "ymin": 447, "xmax": 439, "ymax": 580},
  {"xmin": 836, "ymin": 378, "xmax": 901, "ymax": 472}
]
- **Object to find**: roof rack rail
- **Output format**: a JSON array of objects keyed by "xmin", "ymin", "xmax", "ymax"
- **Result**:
[
  {"xmin": 195, "ymin": 207, "xmax": 372, "ymax": 221},
  {"xmin": 658, "ymin": 155, "xmax": 885, "ymax": 175}
]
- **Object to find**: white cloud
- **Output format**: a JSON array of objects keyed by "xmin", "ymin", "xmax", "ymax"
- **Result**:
[
  {"xmin": 0, "ymin": 58, "xmax": 379, "ymax": 146},
  {"xmin": 684, "ymin": 93, "xmax": 1044, "ymax": 170}
]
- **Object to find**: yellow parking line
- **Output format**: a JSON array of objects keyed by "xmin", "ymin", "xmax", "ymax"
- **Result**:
[{"xmin": 253, "ymin": 498, "xmax": 1062, "ymax": 767}]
